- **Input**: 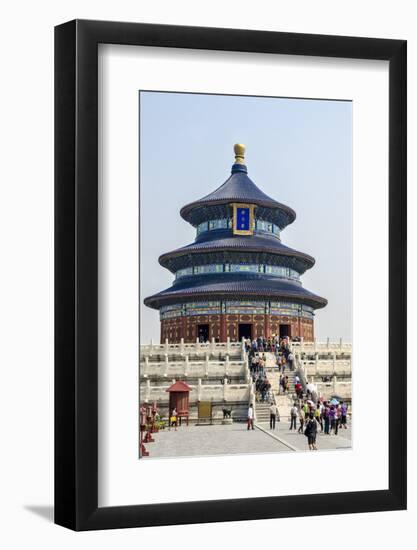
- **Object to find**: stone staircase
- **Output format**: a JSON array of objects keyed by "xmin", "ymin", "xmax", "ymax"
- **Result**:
[
  {"xmin": 274, "ymin": 394, "xmax": 293, "ymax": 421},
  {"xmin": 254, "ymin": 394, "xmax": 294, "ymax": 423},
  {"xmin": 254, "ymin": 401, "xmax": 273, "ymax": 422},
  {"xmin": 262, "ymin": 352, "xmax": 297, "ymax": 421}
]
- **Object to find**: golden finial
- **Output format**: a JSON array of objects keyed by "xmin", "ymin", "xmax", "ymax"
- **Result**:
[{"xmin": 234, "ymin": 143, "xmax": 246, "ymax": 164}]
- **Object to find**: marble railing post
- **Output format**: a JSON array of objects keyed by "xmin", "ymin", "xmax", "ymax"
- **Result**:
[
  {"xmin": 226, "ymin": 337, "xmax": 231, "ymax": 354},
  {"xmin": 197, "ymin": 378, "xmax": 202, "ymax": 401},
  {"xmin": 249, "ymin": 383, "xmax": 256, "ymax": 420},
  {"xmin": 205, "ymin": 354, "xmax": 209, "ymax": 377},
  {"xmin": 145, "ymin": 379, "xmax": 151, "ymax": 402},
  {"xmin": 225, "ymin": 354, "xmax": 230, "ymax": 377},
  {"xmin": 184, "ymin": 354, "xmax": 188, "ymax": 377},
  {"xmin": 223, "ymin": 378, "xmax": 228, "ymax": 400},
  {"xmin": 333, "ymin": 352, "xmax": 337, "ymax": 374},
  {"xmin": 180, "ymin": 337, "xmax": 184, "ymax": 355},
  {"xmin": 164, "ymin": 354, "xmax": 169, "ymax": 377},
  {"xmin": 211, "ymin": 337, "xmax": 215, "ymax": 355}
]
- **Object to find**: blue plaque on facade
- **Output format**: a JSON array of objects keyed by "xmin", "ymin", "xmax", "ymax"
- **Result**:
[{"xmin": 236, "ymin": 207, "xmax": 250, "ymax": 230}]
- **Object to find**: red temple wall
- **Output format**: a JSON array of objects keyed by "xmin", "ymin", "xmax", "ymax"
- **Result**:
[{"xmin": 160, "ymin": 314, "xmax": 314, "ymax": 343}]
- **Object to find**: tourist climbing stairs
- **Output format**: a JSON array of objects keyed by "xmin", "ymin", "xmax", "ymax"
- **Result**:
[
  {"xmin": 249, "ymin": 352, "xmax": 299, "ymax": 424},
  {"xmin": 263, "ymin": 352, "xmax": 296, "ymax": 421}
]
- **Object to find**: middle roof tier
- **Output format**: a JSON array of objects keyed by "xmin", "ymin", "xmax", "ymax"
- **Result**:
[{"xmin": 158, "ymin": 231, "xmax": 316, "ymax": 274}]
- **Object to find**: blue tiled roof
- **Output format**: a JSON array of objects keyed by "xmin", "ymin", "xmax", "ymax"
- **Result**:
[
  {"xmin": 180, "ymin": 164, "xmax": 296, "ymax": 228},
  {"xmin": 144, "ymin": 276, "xmax": 327, "ymax": 310},
  {"xmin": 159, "ymin": 233, "xmax": 315, "ymax": 274}
]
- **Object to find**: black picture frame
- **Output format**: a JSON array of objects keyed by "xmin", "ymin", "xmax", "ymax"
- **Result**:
[{"xmin": 55, "ymin": 19, "xmax": 407, "ymax": 531}]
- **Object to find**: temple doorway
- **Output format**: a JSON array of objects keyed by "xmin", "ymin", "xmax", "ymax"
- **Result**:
[
  {"xmin": 197, "ymin": 324, "xmax": 209, "ymax": 342},
  {"xmin": 279, "ymin": 324, "xmax": 291, "ymax": 339},
  {"xmin": 238, "ymin": 323, "xmax": 253, "ymax": 341}
]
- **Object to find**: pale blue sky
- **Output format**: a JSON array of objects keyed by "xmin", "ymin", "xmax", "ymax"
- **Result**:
[{"xmin": 140, "ymin": 91, "xmax": 352, "ymax": 343}]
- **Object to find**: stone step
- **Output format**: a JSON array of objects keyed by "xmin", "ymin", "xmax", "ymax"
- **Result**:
[{"xmin": 255, "ymin": 393, "xmax": 294, "ymax": 420}]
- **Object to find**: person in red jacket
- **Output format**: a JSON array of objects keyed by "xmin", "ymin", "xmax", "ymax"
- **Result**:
[{"xmin": 295, "ymin": 382, "xmax": 303, "ymax": 398}]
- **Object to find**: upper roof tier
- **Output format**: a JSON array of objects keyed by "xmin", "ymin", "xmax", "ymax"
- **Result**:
[{"xmin": 180, "ymin": 144, "xmax": 296, "ymax": 229}]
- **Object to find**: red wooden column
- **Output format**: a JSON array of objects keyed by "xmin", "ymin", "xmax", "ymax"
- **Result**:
[
  {"xmin": 220, "ymin": 314, "xmax": 227, "ymax": 342},
  {"xmin": 181, "ymin": 316, "xmax": 187, "ymax": 341},
  {"xmin": 264, "ymin": 314, "xmax": 270, "ymax": 338}
]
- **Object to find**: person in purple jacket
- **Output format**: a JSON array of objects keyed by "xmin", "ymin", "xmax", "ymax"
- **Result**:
[
  {"xmin": 340, "ymin": 401, "xmax": 348, "ymax": 429},
  {"xmin": 323, "ymin": 403, "xmax": 331, "ymax": 434},
  {"xmin": 329, "ymin": 405, "xmax": 337, "ymax": 435}
]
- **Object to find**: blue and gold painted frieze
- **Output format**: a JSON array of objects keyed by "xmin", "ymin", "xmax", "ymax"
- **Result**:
[{"xmin": 232, "ymin": 203, "xmax": 255, "ymax": 236}]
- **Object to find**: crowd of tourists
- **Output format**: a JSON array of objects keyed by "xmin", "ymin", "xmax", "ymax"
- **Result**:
[
  {"xmin": 244, "ymin": 334, "xmax": 298, "ymax": 354},
  {"xmin": 244, "ymin": 335, "xmax": 280, "ymax": 354},
  {"xmin": 245, "ymin": 335, "xmax": 295, "ymax": 372},
  {"xmin": 249, "ymin": 352, "xmax": 266, "ymax": 374},
  {"xmin": 254, "ymin": 375, "xmax": 271, "ymax": 402},
  {"xmin": 244, "ymin": 334, "xmax": 349, "ymax": 450},
  {"xmin": 254, "ymin": 398, "xmax": 350, "ymax": 450},
  {"xmin": 287, "ymin": 398, "xmax": 349, "ymax": 449}
]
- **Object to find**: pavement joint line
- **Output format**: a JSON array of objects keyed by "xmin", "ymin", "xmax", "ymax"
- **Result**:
[{"xmin": 255, "ymin": 423, "xmax": 298, "ymax": 451}]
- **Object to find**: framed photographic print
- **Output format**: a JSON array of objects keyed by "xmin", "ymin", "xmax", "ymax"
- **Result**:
[{"xmin": 55, "ymin": 20, "xmax": 406, "ymax": 530}]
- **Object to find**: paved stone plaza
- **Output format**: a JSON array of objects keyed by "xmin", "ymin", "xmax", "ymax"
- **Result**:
[
  {"xmin": 145, "ymin": 423, "xmax": 291, "ymax": 458},
  {"xmin": 144, "ymin": 420, "xmax": 351, "ymax": 459},
  {"xmin": 256, "ymin": 420, "xmax": 352, "ymax": 452}
]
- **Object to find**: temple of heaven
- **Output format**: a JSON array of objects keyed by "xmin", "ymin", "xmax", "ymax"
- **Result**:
[{"xmin": 144, "ymin": 144, "xmax": 327, "ymax": 343}]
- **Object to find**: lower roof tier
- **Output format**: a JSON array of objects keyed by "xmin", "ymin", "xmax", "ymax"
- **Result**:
[{"xmin": 144, "ymin": 276, "xmax": 327, "ymax": 311}]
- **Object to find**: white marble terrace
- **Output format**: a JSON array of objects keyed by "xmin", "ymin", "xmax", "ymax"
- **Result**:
[
  {"xmin": 139, "ymin": 338, "xmax": 352, "ymax": 410},
  {"xmin": 140, "ymin": 338, "xmax": 245, "ymax": 360},
  {"xmin": 290, "ymin": 340, "xmax": 352, "ymax": 400}
]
